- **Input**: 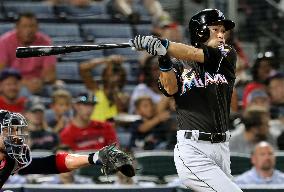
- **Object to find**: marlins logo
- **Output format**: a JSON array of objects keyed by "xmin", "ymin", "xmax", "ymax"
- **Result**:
[{"xmin": 181, "ymin": 68, "xmax": 228, "ymax": 95}]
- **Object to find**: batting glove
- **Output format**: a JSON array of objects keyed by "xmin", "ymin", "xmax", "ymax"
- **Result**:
[{"xmin": 129, "ymin": 35, "xmax": 169, "ymax": 56}]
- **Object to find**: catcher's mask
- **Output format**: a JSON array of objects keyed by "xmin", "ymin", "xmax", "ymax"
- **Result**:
[
  {"xmin": 188, "ymin": 9, "xmax": 235, "ymax": 47},
  {"xmin": 0, "ymin": 110, "xmax": 31, "ymax": 167}
]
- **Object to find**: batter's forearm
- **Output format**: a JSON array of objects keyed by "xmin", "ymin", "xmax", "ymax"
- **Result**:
[
  {"xmin": 159, "ymin": 71, "xmax": 178, "ymax": 95},
  {"xmin": 168, "ymin": 42, "xmax": 204, "ymax": 63}
]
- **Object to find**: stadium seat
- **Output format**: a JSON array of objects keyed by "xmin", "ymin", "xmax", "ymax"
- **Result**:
[
  {"xmin": 58, "ymin": 49, "xmax": 104, "ymax": 62},
  {"xmin": 3, "ymin": 2, "xmax": 54, "ymax": 19},
  {"xmin": 64, "ymin": 83, "xmax": 88, "ymax": 97},
  {"xmin": 95, "ymin": 38, "xmax": 129, "ymax": 44},
  {"xmin": 81, "ymin": 24, "xmax": 132, "ymax": 39},
  {"xmin": 230, "ymin": 152, "xmax": 252, "ymax": 176},
  {"xmin": 56, "ymin": 62, "xmax": 81, "ymax": 82},
  {"xmin": 61, "ymin": 2, "xmax": 107, "ymax": 17},
  {"xmin": 39, "ymin": 23, "xmax": 80, "ymax": 38},
  {"xmin": 134, "ymin": 151, "xmax": 177, "ymax": 183},
  {"xmin": 0, "ymin": 23, "xmax": 14, "ymax": 35},
  {"xmin": 135, "ymin": 24, "xmax": 152, "ymax": 36},
  {"xmin": 77, "ymin": 166, "xmax": 103, "ymax": 181},
  {"xmin": 104, "ymin": 48, "xmax": 139, "ymax": 61},
  {"xmin": 276, "ymin": 152, "xmax": 284, "ymax": 172}
]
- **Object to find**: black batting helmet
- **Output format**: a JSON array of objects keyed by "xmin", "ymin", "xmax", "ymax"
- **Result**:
[{"xmin": 188, "ymin": 9, "xmax": 235, "ymax": 47}]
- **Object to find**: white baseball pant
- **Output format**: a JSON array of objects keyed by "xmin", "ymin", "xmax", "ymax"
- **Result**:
[{"xmin": 174, "ymin": 130, "xmax": 243, "ymax": 192}]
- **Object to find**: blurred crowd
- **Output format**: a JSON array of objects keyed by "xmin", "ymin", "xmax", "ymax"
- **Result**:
[{"xmin": 0, "ymin": 0, "xmax": 283, "ymax": 188}]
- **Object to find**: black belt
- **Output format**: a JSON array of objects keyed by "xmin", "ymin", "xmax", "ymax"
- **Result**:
[{"xmin": 184, "ymin": 131, "xmax": 227, "ymax": 143}]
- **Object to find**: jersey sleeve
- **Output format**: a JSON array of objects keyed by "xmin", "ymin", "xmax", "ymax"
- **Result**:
[
  {"xmin": 18, "ymin": 153, "xmax": 70, "ymax": 175},
  {"xmin": 18, "ymin": 155, "xmax": 59, "ymax": 175},
  {"xmin": 201, "ymin": 44, "xmax": 237, "ymax": 74}
]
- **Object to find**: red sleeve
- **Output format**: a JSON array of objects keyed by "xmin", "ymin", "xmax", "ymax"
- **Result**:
[
  {"xmin": 59, "ymin": 126, "xmax": 75, "ymax": 150},
  {"xmin": 55, "ymin": 152, "xmax": 69, "ymax": 173},
  {"xmin": 104, "ymin": 123, "xmax": 119, "ymax": 146}
]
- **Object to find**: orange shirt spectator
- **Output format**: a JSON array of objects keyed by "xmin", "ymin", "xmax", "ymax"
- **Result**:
[{"xmin": 0, "ymin": 12, "xmax": 56, "ymax": 84}]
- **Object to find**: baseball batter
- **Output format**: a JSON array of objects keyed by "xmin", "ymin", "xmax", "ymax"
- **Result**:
[{"xmin": 130, "ymin": 9, "xmax": 243, "ymax": 191}]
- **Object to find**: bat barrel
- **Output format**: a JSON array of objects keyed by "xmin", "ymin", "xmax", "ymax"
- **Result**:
[{"xmin": 16, "ymin": 43, "xmax": 131, "ymax": 58}]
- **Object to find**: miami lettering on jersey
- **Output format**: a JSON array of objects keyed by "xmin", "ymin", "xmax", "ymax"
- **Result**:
[
  {"xmin": 218, "ymin": 44, "xmax": 230, "ymax": 57},
  {"xmin": 181, "ymin": 68, "xmax": 228, "ymax": 95}
]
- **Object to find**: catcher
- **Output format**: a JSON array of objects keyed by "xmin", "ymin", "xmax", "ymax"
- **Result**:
[{"xmin": 0, "ymin": 110, "xmax": 135, "ymax": 188}]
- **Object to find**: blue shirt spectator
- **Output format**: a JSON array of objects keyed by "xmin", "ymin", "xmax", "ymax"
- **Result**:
[
  {"xmin": 234, "ymin": 141, "xmax": 284, "ymax": 185},
  {"xmin": 234, "ymin": 168, "xmax": 284, "ymax": 184}
]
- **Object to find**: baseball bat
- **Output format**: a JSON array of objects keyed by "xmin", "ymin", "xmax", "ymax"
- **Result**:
[{"xmin": 16, "ymin": 43, "xmax": 131, "ymax": 58}]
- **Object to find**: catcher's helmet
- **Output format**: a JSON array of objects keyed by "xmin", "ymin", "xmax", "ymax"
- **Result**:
[
  {"xmin": 189, "ymin": 9, "xmax": 235, "ymax": 47},
  {"xmin": 0, "ymin": 110, "xmax": 31, "ymax": 168}
]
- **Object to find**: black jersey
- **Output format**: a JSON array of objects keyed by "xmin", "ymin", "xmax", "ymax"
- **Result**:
[{"xmin": 159, "ymin": 44, "xmax": 237, "ymax": 133}]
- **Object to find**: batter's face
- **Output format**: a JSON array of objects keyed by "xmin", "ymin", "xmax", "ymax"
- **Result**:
[
  {"xmin": 206, "ymin": 25, "xmax": 226, "ymax": 48},
  {"xmin": 252, "ymin": 144, "xmax": 275, "ymax": 171}
]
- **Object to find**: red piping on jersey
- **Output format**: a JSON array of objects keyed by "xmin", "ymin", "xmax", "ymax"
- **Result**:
[{"xmin": 55, "ymin": 152, "xmax": 69, "ymax": 173}]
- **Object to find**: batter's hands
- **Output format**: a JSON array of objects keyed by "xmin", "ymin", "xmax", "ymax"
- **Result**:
[{"xmin": 129, "ymin": 35, "xmax": 169, "ymax": 56}]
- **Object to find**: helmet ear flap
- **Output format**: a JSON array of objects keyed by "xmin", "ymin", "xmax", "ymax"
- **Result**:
[
  {"xmin": 196, "ymin": 25, "xmax": 210, "ymax": 44},
  {"xmin": 189, "ymin": 19, "xmax": 210, "ymax": 47}
]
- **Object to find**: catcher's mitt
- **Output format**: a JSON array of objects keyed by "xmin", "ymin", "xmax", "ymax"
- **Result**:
[{"xmin": 98, "ymin": 144, "xmax": 135, "ymax": 177}]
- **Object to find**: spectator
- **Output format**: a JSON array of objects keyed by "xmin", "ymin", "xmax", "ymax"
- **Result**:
[
  {"xmin": 242, "ymin": 51, "xmax": 276, "ymax": 109},
  {"xmin": 45, "ymin": 89, "xmax": 72, "ymax": 133},
  {"xmin": 79, "ymin": 55, "xmax": 128, "ymax": 122},
  {"xmin": 267, "ymin": 73, "xmax": 284, "ymax": 120},
  {"xmin": 25, "ymin": 102, "xmax": 59, "ymax": 150},
  {"xmin": 109, "ymin": 0, "xmax": 167, "ymax": 24},
  {"xmin": 60, "ymin": 92, "xmax": 118, "ymax": 151},
  {"xmin": 129, "ymin": 96, "xmax": 171, "ymax": 150},
  {"xmin": 41, "ymin": 145, "xmax": 94, "ymax": 184},
  {"xmin": 234, "ymin": 141, "xmax": 284, "ymax": 185},
  {"xmin": 267, "ymin": 73, "xmax": 284, "ymax": 150},
  {"xmin": 0, "ymin": 68, "xmax": 26, "ymax": 112},
  {"xmin": 230, "ymin": 106, "xmax": 278, "ymax": 154},
  {"xmin": 129, "ymin": 56, "xmax": 164, "ymax": 114},
  {"xmin": 246, "ymin": 89, "xmax": 270, "ymax": 109},
  {"xmin": 0, "ymin": 12, "xmax": 56, "ymax": 96},
  {"xmin": 151, "ymin": 11, "xmax": 183, "ymax": 42}
]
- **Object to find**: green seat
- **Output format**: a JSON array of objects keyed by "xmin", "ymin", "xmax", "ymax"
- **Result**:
[
  {"xmin": 230, "ymin": 152, "xmax": 252, "ymax": 176},
  {"xmin": 77, "ymin": 166, "xmax": 103, "ymax": 181},
  {"xmin": 134, "ymin": 151, "xmax": 177, "ymax": 183},
  {"xmin": 275, "ymin": 152, "xmax": 284, "ymax": 172}
]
